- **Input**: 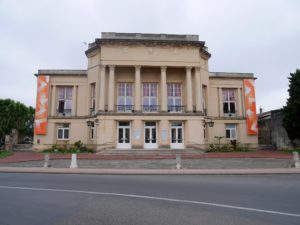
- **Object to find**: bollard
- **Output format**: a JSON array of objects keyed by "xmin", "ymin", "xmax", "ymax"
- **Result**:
[
  {"xmin": 292, "ymin": 152, "xmax": 300, "ymax": 168},
  {"xmin": 176, "ymin": 153, "xmax": 181, "ymax": 169},
  {"xmin": 43, "ymin": 153, "xmax": 51, "ymax": 168},
  {"xmin": 70, "ymin": 153, "xmax": 78, "ymax": 168}
]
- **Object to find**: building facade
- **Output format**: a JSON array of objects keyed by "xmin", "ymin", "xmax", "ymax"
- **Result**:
[{"xmin": 34, "ymin": 32, "xmax": 258, "ymax": 151}]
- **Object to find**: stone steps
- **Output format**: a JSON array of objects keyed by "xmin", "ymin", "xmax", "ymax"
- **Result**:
[
  {"xmin": 97, "ymin": 149, "xmax": 205, "ymax": 156},
  {"xmin": 12, "ymin": 144, "xmax": 33, "ymax": 151}
]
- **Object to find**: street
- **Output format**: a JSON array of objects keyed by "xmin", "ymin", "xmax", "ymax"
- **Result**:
[{"xmin": 0, "ymin": 173, "xmax": 299, "ymax": 225}]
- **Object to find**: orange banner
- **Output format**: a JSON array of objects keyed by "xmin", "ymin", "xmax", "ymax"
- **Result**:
[
  {"xmin": 34, "ymin": 75, "xmax": 49, "ymax": 135},
  {"xmin": 244, "ymin": 79, "xmax": 258, "ymax": 135}
]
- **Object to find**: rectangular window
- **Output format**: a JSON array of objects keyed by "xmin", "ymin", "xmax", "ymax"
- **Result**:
[
  {"xmin": 167, "ymin": 83, "xmax": 182, "ymax": 112},
  {"xmin": 222, "ymin": 88, "xmax": 236, "ymax": 116},
  {"xmin": 90, "ymin": 83, "xmax": 96, "ymax": 115},
  {"xmin": 90, "ymin": 122, "xmax": 94, "ymax": 140},
  {"xmin": 202, "ymin": 85, "xmax": 207, "ymax": 115},
  {"xmin": 225, "ymin": 124, "xmax": 237, "ymax": 139},
  {"xmin": 142, "ymin": 83, "xmax": 158, "ymax": 112},
  {"xmin": 117, "ymin": 83, "xmax": 133, "ymax": 112},
  {"xmin": 57, "ymin": 124, "xmax": 69, "ymax": 140},
  {"xmin": 57, "ymin": 86, "xmax": 73, "ymax": 115}
]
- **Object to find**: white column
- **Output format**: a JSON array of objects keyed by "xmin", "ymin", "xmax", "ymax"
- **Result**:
[
  {"xmin": 186, "ymin": 67, "xmax": 193, "ymax": 112},
  {"xmin": 218, "ymin": 87, "xmax": 223, "ymax": 117},
  {"xmin": 108, "ymin": 65, "xmax": 115, "ymax": 111},
  {"xmin": 72, "ymin": 85, "xmax": 77, "ymax": 116},
  {"xmin": 237, "ymin": 88, "xmax": 242, "ymax": 117},
  {"xmin": 99, "ymin": 65, "xmax": 106, "ymax": 111},
  {"xmin": 160, "ymin": 66, "xmax": 167, "ymax": 112},
  {"xmin": 135, "ymin": 65, "xmax": 141, "ymax": 111},
  {"xmin": 51, "ymin": 85, "xmax": 56, "ymax": 116},
  {"xmin": 195, "ymin": 67, "xmax": 203, "ymax": 112}
]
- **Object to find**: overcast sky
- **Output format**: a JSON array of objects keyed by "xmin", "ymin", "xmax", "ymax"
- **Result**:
[{"xmin": 0, "ymin": 0, "xmax": 299, "ymax": 112}]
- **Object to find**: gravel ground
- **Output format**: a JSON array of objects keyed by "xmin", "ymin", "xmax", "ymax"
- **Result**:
[{"xmin": 0, "ymin": 158, "xmax": 292, "ymax": 169}]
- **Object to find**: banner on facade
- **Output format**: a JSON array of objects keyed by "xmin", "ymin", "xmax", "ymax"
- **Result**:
[
  {"xmin": 244, "ymin": 79, "xmax": 258, "ymax": 135},
  {"xmin": 34, "ymin": 75, "xmax": 49, "ymax": 135}
]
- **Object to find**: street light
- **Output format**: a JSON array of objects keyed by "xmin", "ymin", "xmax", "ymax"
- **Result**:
[{"xmin": 203, "ymin": 118, "xmax": 214, "ymax": 127}]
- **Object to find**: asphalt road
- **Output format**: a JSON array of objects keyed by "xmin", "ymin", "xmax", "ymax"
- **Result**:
[{"xmin": 0, "ymin": 173, "xmax": 299, "ymax": 225}]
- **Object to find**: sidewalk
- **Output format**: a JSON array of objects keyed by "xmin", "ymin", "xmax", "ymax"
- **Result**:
[{"xmin": 0, "ymin": 151, "xmax": 298, "ymax": 175}]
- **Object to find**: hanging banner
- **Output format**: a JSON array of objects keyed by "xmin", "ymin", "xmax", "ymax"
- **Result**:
[
  {"xmin": 244, "ymin": 79, "xmax": 258, "ymax": 135},
  {"xmin": 34, "ymin": 75, "xmax": 49, "ymax": 135}
]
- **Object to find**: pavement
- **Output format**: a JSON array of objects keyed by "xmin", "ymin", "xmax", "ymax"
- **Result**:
[{"xmin": 0, "ymin": 150, "xmax": 299, "ymax": 175}]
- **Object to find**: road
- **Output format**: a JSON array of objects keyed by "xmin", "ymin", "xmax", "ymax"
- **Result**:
[{"xmin": 0, "ymin": 173, "xmax": 299, "ymax": 225}]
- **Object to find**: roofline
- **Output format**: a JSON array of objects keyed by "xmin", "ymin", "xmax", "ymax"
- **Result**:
[
  {"xmin": 35, "ymin": 69, "xmax": 87, "ymax": 77},
  {"xmin": 85, "ymin": 38, "xmax": 211, "ymax": 58},
  {"xmin": 209, "ymin": 72, "xmax": 256, "ymax": 80}
]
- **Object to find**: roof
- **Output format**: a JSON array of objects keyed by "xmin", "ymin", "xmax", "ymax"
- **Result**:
[
  {"xmin": 86, "ymin": 32, "xmax": 211, "ymax": 58},
  {"xmin": 35, "ymin": 70, "xmax": 87, "ymax": 76},
  {"xmin": 209, "ymin": 72, "xmax": 255, "ymax": 79}
]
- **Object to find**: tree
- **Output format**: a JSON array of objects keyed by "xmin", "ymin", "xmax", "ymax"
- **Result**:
[
  {"xmin": 282, "ymin": 69, "xmax": 300, "ymax": 147},
  {"xmin": 0, "ymin": 99, "xmax": 35, "ymax": 144}
]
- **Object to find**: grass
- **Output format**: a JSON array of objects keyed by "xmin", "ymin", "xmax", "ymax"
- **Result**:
[
  {"xmin": 0, "ymin": 150, "xmax": 13, "ymax": 159},
  {"xmin": 279, "ymin": 148, "xmax": 300, "ymax": 154}
]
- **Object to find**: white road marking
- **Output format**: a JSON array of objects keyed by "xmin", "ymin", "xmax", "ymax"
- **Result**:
[{"xmin": 0, "ymin": 185, "xmax": 300, "ymax": 218}]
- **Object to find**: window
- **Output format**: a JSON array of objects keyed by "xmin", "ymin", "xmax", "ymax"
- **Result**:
[
  {"xmin": 167, "ymin": 83, "xmax": 182, "ymax": 112},
  {"xmin": 202, "ymin": 85, "xmax": 207, "ymax": 115},
  {"xmin": 90, "ymin": 122, "xmax": 95, "ymax": 140},
  {"xmin": 222, "ymin": 88, "xmax": 236, "ymax": 116},
  {"xmin": 142, "ymin": 83, "xmax": 158, "ymax": 112},
  {"xmin": 90, "ymin": 83, "xmax": 96, "ymax": 115},
  {"xmin": 57, "ymin": 124, "xmax": 69, "ymax": 140},
  {"xmin": 225, "ymin": 124, "xmax": 237, "ymax": 139},
  {"xmin": 117, "ymin": 83, "xmax": 133, "ymax": 112},
  {"xmin": 58, "ymin": 87, "xmax": 73, "ymax": 115}
]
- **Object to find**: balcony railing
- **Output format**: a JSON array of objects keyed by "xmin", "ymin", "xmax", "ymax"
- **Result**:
[
  {"xmin": 167, "ymin": 105, "xmax": 185, "ymax": 112},
  {"xmin": 115, "ymin": 105, "xmax": 134, "ymax": 112},
  {"xmin": 56, "ymin": 109, "xmax": 72, "ymax": 116},
  {"xmin": 142, "ymin": 105, "xmax": 160, "ymax": 112}
]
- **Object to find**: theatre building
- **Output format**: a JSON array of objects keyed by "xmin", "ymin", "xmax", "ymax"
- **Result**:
[{"xmin": 34, "ymin": 32, "xmax": 258, "ymax": 151}]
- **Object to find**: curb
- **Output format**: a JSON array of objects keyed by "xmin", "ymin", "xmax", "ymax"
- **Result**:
[{"xmin": 0, "ymin": 167, "xmax": 299, "ymax": 175}]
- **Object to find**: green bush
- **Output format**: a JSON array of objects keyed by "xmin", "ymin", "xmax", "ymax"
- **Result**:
[
  {"xmin": 43, "ymin": 140, "xmax": 95, "ymax": 154},
  {"xmin": 0, "ymin": 150, "xmax": 13, "ymax": 158}
]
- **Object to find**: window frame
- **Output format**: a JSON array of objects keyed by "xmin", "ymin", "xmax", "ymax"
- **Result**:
[
  {"xmin": 57, "ymin": 124, "xmax": 70, "ymax": 140},
  {"xmin": 167, "ymin": 83, "xmax": 182, "ymax": 112},
  {"xmin": 142, "ymin": 83, "xmax": 158, "ymax": 112},
  {"xmin": 225, "ymin": 124, "xmax": 237, "ymax": 140},
  {"xmin": 57, "ymin": 86, "xmax": 73, "ymax": 115},
  {"xmin": 222, "ymin": 88, "xmax": 236, "ymax": 116}
]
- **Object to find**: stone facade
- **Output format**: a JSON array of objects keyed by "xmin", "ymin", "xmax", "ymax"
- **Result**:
[{"xmin": 33, "ymin": 32, "xmax": 258, "ymax": 151}]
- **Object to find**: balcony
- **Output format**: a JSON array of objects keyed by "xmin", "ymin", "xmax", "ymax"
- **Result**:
[
  {"xmin": 167, "ymin": 105, "xmax": 185, "ymax": 112},
  {"xmin": 56, "ymin": 109, "xmax": 72, "ymax": 116},
  {"xmin": 142, "ymin": 105, "xmax": 160, "ymax": 112},
  {"xmin": 115, "ymin": 105, "xmax": 134, "ymax": 112}
]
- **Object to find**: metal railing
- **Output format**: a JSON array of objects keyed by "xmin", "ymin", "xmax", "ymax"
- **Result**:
[
  {"xmin": 56, "ymin": 109, "xmax": 72, "ymax": 116},
  {"xmin": 167, "ymin": 105, "xmax": 185, "ymax": 112},
  {"xmin": 142, "ymin": 105, "xmax": 160, "ymax": 112},
  {"xmin": 115, "ymin": 105, "xmax": 134, "ymax": 112}
]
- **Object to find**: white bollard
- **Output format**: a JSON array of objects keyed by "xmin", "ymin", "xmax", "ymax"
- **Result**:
[
  {"xmin": 70, "ymin": 153, "xmax": 78, "ymax": 168},
  {"xmin": 43, "ymin": 153, "xmax": 51, "ymax": 167},
  {"xmin": 176, "ymin": 154, "xmax": 181, "ymax": 170},
  {"xmin": 292, "ymin": 152, "xmax": 299, "ymax": 168}
]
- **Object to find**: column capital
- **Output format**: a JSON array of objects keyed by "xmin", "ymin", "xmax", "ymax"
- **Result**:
[
  {"xmin": 108, "ymin": 65, "xmax": 115, "ymax": 70},
  {"xmin": 194, "ymin": 66, "xmax": 201, "ymax": 72},
  {"xmin": 135, "ymin": 65, "xmax": 141, "ymax": 71},
  {"xmin": 186, "ymin": 66, "xmax": 193, "ymax": 72},
  {"xmin": 161, "ymin": 66, "xmax": 167, "ymax": 73}
]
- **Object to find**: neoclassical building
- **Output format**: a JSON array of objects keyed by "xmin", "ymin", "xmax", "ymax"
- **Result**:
[{"xmin": 34, "ymin": 32, "xmax": 258, "ymax": 151}]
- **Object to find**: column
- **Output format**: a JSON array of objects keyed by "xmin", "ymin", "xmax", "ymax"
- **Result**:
[
  {"xmin": 135, "ymin": 65, "xmax": 141, "ymax": 111},
  {"xmin": 218, "ymin": 87, "xmax": 223, "ymax": 117},
  {"xmin": 160, "ymin": 66, "xmax": 167, "ymax": 112},
  {"xmin": 186, "ymin": 67, "xmax": 193, "ymax": 112},
  {"xmin": 72, "ymin": 85, "xmax": 77, "ymax": 116},
  {"xmin": 51, "ymin": 85, "xmax": 56, "ymax": 116},
  {"xmin": 99, "ymin": 65, "xmax": 106, "ymax": 111},
  {"xmin": 237, "ymin": 88, "xmax": 243, "ymax": 117},
  {"xmin": 195, "ymin": 67, "xmax": 203, "ymax": 112},
  {"xmin": 108, "ymin": 65, "xmax": 115, "ymax": 111}
]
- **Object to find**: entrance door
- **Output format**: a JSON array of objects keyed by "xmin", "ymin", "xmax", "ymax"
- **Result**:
[
  {"xmin": 117, "ymin": 122, "xmax": 131, "ymax": 149},
  {"xmin": 170, "ymin": 122, "xmax": 184, "ymax": 149},
  {"xmin": 144, "ymin": 122, "xmax": 158, "ymax": 149}
]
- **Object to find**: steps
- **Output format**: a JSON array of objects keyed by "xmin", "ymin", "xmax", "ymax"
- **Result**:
[
  {"xmin": 12, "ymin": 144, "xmax": 33, "ymax": 151},
  {"xmin": 97, "ymin": 149, "xmax": 205, "ymax": 156}
]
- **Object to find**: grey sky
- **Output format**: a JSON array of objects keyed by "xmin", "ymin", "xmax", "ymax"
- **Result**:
[{"xmin": 0, "ymin": 0, "xmax": 299, "ymax": 112}]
